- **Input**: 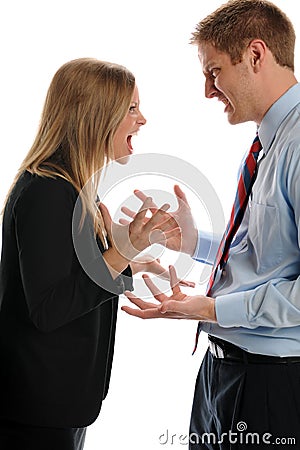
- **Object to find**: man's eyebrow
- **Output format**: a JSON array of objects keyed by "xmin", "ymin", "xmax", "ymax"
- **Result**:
[{"xmin": 204, "ymin": 61, "xmax": 217, "ymax": 73}]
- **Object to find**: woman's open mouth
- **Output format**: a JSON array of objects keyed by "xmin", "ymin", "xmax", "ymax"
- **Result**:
[
  {"xmin": 127, "ymin": 131, "xmax": 139, "ymax": 153},
  {"xmin": 127, "ymin": 135, "xmax": 133, "ymax": 151}
]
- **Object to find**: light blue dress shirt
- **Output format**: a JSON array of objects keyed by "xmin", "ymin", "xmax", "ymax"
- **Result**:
[{"xmin": 194, "ymin": 83, "xmax": 300, "ymax": 357}]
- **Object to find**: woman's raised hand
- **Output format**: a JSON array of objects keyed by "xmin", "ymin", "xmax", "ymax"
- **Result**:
[
  {"xmin": 99, "ymin": 197, "xmax": 181, "ymax": 262},
  {"xmin": 119, "ymin": 185, "xmax": 198, "ymax": 256}
]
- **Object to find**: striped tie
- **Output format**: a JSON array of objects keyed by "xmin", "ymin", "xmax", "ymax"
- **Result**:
[{"xmin": 192, "ymin": 134, "xmax": 262, "ymax": 354}]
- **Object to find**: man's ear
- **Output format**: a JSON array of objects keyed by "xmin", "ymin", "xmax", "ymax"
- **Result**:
[{"xmin": 247, "ymin": 39, "xmax": 267, "ymax": 72}]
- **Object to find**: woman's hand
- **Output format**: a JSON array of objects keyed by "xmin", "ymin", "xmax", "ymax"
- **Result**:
[
  {"xmin": 120, "ymin": 185, "xmax": 198, "ymax": 256},
  {"xmin": 122, "ymin": 265, "xmax": 216, "ymax": 322},
  {"xmin": 99, "ymin": 198, "xmax": 181, "ymax": 277},
  {"xmin": 130, "ymin": 255, "xmax": 196, "ymax": 288}
]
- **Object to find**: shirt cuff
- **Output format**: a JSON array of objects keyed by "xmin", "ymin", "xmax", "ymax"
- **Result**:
[
  {"xmin": 192, "ymin": 230, "xmax": 221, "ymax": 265},
  {"xmin": 215, "ymin": 291, "xmax": 250, "ymax": 328}
]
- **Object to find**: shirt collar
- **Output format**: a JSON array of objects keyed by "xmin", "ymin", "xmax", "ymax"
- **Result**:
[{"xmin": 258, "ymin": 82, "xmax": 300, "ymax": 155}]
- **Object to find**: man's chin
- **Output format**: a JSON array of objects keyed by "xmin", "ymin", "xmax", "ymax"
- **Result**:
[{"xmin": 227, "ymin": 111, "xmax": 240, "ymax": 125}]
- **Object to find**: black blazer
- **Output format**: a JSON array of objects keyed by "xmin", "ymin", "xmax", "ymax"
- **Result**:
[{"xmin": 0, "ymin": 171, "xmax": 132, "ymax": 428}]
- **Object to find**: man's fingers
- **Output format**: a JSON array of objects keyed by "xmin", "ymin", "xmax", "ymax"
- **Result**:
[
  {"xmin": 160, "ymin": 300, "xmax": 186, "ymax": 314},
  {"xmin": 179, "ymin": 280, "xmax": 196, "ymax": 288},
  {"xmin": 122, "ymin": 290, "xmax": 161, "ymax": 319},
  {"xmin": 121, "ymin": 305, "xmax": 160, "ymax": 319},
  {"xmin": 124, "ymin": 291, "xmax": 158, "ymax": 310},
  {"xmin": 174, "ymin": 184, "xmax": 190, "ymax": 206},
  {"xmin": 142, "ymin": 274, "xmax": 168, "ymax": 302}
]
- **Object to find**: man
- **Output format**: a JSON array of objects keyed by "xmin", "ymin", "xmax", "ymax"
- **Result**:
[{"xmin": 121, "ymin": 0, "xmax": 300, "ymax": 447}]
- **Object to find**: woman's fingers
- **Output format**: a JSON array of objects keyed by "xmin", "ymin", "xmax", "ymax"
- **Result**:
[
  {"xmin": 130, "ymin": 197, "xmax": 153, "ymax": 231},
  {"xmin": 143, "ymin": 204, "xmax": 173, "ymax": 235},
  {"xmin": 128, "ymin": 200, "xmax": 175, "ymax": 248},
  {"xmin": 120, "ymin": 207, "xmax": 150, "ymax": 225},
  {"xmin": 98, "ymin": 203, "xmax": 113, "ymax": 240},
  {"xmin": 133, "ymin": 190, "xmax": 148, "ymax": 202},
  {"xmin": 134, "ymin": 190, "xmax": 158, "ymax": 214},
  {"xmin": 119, "ymin": 218, "xmax": 130, "ymax": 225},
  {"xmin": 120, "ymin": 206, "xmax": 136, "ymax": 219}
]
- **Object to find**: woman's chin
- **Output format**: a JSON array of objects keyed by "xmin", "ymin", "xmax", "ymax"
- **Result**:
[{"xmin": 115, "ymin": 154, "xmax": 130, "ymax": 165}]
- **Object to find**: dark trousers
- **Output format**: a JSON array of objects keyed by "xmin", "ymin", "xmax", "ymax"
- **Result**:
[
  {"xmin": 189, "ymin": 349, "xmax": 300, "ymax": 449},
  {"xmin": 0, "ymin": 419, "xmax": 86, "ymax": 450}
]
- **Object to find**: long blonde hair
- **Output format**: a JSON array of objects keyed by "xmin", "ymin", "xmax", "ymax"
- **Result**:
[{"xmin": 4, "ymin": 58, "xmax": 135, "ymax": 243}]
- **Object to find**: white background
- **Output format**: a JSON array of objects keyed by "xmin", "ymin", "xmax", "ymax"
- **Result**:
[{"xmin": 0, "ymin": 1, "xmax": 299, "ymax": 449}]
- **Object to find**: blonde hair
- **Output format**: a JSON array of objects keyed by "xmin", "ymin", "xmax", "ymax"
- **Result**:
[{"xmin": 4, "ymin": 58, "xmax": 135, "ymax": 243}]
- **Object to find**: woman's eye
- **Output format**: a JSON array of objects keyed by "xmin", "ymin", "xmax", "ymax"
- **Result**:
[{"xmin": 129, "ymin": 105, "xmax": 137, "ymax": 113}]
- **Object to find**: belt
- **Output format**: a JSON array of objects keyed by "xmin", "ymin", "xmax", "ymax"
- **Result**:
[{"xmin": 208, "ymin": 335, "xmax": 300, "ymax": 364}]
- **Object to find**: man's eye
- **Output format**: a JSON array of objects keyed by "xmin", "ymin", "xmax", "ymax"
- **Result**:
[{"xmin": 211, "ymin": 69, "xmax": 220, "ymax": 79}]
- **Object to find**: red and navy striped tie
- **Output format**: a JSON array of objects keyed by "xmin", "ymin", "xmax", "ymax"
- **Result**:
[{"xmin": 192, "ymin": 134, "xmax": 262, "ymax": 354}]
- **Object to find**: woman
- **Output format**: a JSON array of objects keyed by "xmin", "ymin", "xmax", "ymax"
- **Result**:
[{"xmin": 0, "ymin": 58, "xmax": 179, "ymax": 450}]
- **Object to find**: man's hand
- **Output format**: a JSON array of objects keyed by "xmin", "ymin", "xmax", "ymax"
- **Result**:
[
  {"xmin": 120, "ymin": 185, "xmax": 198, "ymax": 256},
  {"xmin": 130, "ymin": 255, "xmax": 196, "ymax": 288},
  {"xmin": 122, "ymin": 265, "xmax": 217, "ymax": 322}
]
